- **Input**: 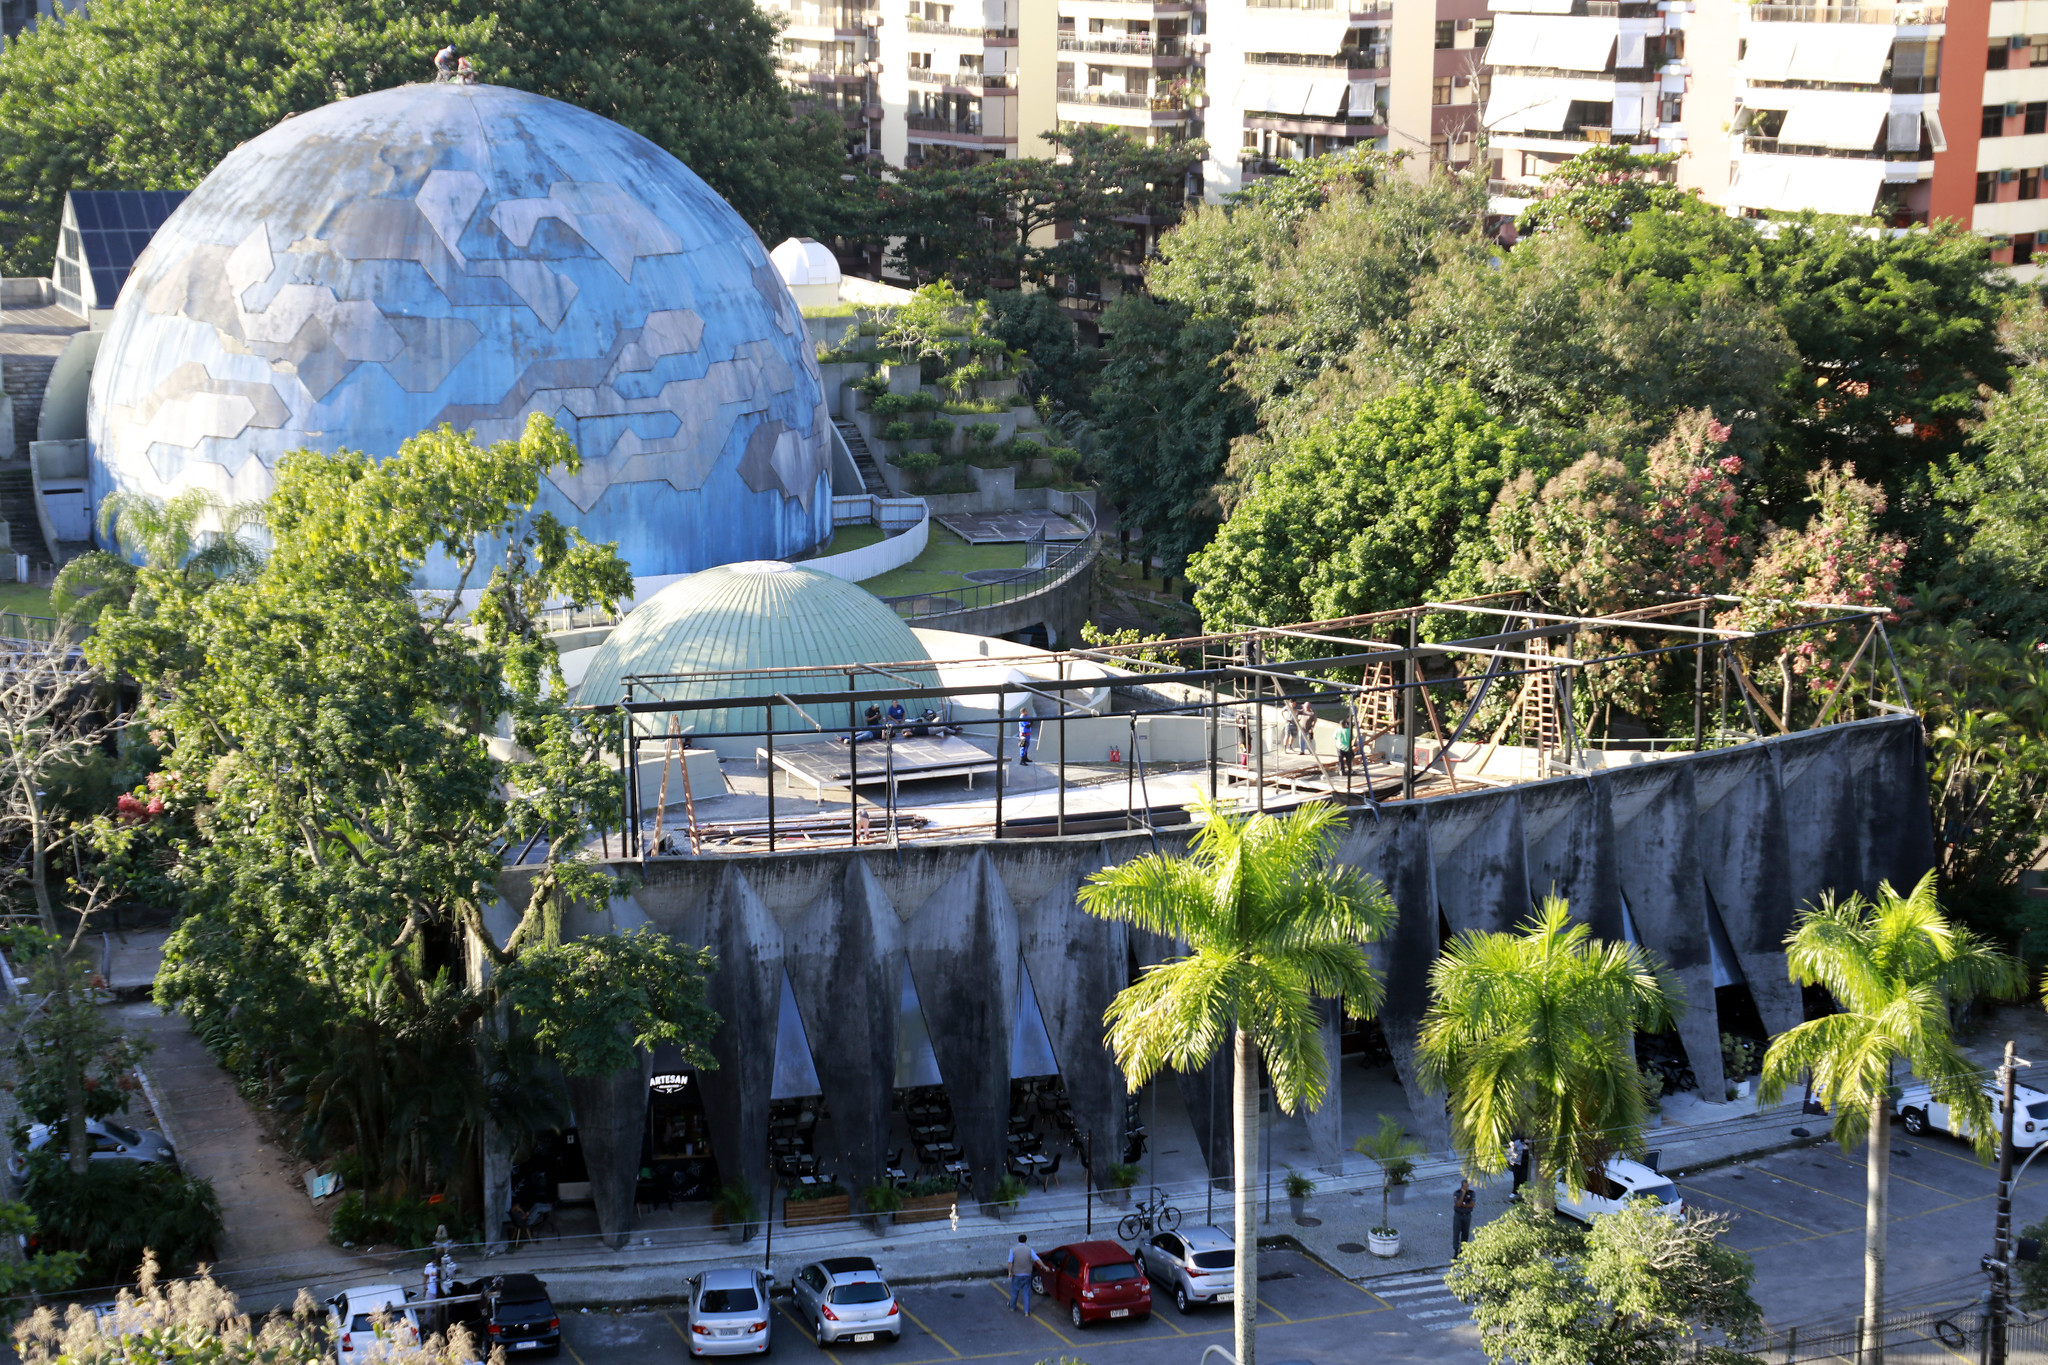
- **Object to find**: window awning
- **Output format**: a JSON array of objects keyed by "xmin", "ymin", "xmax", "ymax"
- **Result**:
[
  {"xmin": 1485, "ymin": 13, "xmax": 1619, "ymax": 71},
  {"xmin": 1349, "ymin": 78, "xmax": 1378, "ymax": 116},
  {"xmin": 1775, "ymin": 90, "xmax": 1892, "ymax": 150},
  {"xmin": 1741, "ymin": 22, "xmax": 1895, "ymax": 85},
  {"xmin": 1616, "ymin": 30, "xmax": 1646, "ymax": 67},
  {"xmin": 1612, "ymin": 93, "xmax": 1644, "ymax": 134},
  {"xmin": 1484, "ymin": 73, "xmax": 1572, "ymax": 131},
  {"xmin": 1727, "ymin": 154, "xmax": 1885, "ymax": 217},
  {"xmin": 1302, "ymin": 80, "xmax": 1346, "ymax": 117},
  {"xmin": 1491, "ymin": 0, "xmax": 1575, "ymax": 13}
]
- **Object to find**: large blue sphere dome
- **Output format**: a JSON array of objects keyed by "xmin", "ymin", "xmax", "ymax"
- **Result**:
[{"xmin": 87, "ymin": 83, "xmax": 833, "ymax": 586}]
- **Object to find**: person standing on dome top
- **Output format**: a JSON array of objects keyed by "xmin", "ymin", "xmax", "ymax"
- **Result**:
[{"xmin": 434, "ymin": 44, "xmax": 458, "ymax": 82}]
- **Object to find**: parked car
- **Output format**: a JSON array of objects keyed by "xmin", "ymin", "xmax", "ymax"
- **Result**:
[
  {"xmin": 447, "ymin": 1273, "xmax": 560, "ymax": 1355},
  {"xmin": 1030, "ymin": 1240, "xmax": 1152, "ymax": 1329},
  {"xmin": 684, "ymin": 1266, "xmax": 772, "ymax": 1357},
  {"xmin": 791, "ymin": 1255, "xmax": 901, "ymax": 1345},
  {"xmin": 1897, "ymin": 1078, "xmax": 2048, "ymax": 1150},
  {"xmin": 325, "ymin": 1285, "xmax": 420, "ymax": 1364},
  {"xmin": 8, "ymin": 1118, "xmax": 176, "ymax": 1179},
  {"xmin": 1554, "ymin": 1156, "xmax": 1684, "ymax": 1224},
  {"xmin": 1137, "ymin": 1224, "xmax": 1235, "ymax": 1313}
]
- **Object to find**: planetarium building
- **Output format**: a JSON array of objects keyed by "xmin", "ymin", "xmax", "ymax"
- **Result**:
[{"xmin": 86, "ymin": 83, "xmax": 834, "ymax": 586}]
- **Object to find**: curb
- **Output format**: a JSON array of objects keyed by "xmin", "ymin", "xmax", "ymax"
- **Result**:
[{"xmin": 133, "ymin": 1066, "xmax": 187, "ymax": 1164}]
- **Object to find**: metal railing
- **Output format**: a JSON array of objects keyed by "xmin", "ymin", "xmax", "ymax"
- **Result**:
[
  {"xmin": 1740, "ymin": 136, "xmax": 1931, "ymax": 161},
  {"xmin": 1058, "ymin": 34, "xmax": 1186, "ymax": 55},
  {"xmin": 0, "ymin": 612, "xmax": 78, "ymax": 645},
  {"xmin": 904, "ymin": 18, "xmax": 994, "ymax": 35},
  {"xmin": 778, "ymin": 58, "xmax": 867, "ymax": 77},
  {"xmin": 879, "ymin": 494, "xmax": 1098, "ymax": 623},
  {"xmin": 908, "ymin": 67, "xmax": 1013, "ymax": 87},
  {"xmin": 1746, "ymin": 1, "xmax": 1945, "ymax": 19},
  {"xmin": 1247, "ymin": 49, "xmax": 1387, "ymax": 68},
  {"xmin": 905, "ymin": 113, "xmax": 985, "ymax": 134},
  {"xmin": 1056, "ymin": 88, "xmax": 1188, "ymax": 111}
]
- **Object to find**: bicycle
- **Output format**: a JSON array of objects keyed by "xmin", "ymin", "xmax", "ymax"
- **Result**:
[{"xmin": 1117, "ymin": 1191, "xmax": 1181, "ymax": 1242}]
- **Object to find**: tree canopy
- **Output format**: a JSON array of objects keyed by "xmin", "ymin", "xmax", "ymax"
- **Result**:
[{"xmin": 0, "ymin": 0, "xmax": 846, "ymax": 274}]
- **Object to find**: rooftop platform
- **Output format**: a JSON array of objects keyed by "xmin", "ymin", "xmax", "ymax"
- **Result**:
[{"xmin": 589, "ymin": 592, "xmax": 1913, "ymax": 859}]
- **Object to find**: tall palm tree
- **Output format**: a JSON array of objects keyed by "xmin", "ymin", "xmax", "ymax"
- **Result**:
[
  {"xmin": 1079, "ymin": 796, "xmax": 1394, "ymax": 1365},
  {"xmin": 1418, "ymin": 896, "xmax": 1679, "ymax": 1212},
  {"xmin": 52, "ymin": 489, "xmax": 265, "ymax": 619},
  {"xmin": 1758, "ymin": 872, "xmax": 2023, "ymax": 1365}
]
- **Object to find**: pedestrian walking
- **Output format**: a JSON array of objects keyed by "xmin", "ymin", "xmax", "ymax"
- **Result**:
[
  {"xmin": 1509, "ymin": 1137, "xmax": 1531, "ymax": 1200},
  {"xmin": 1335, "ymin": 716, "xmax": 1355, "ymax": 780},
  {"xmin": 1007, "ymin": 1234, "xmax": 1035, "ymax": 1314},
  {"xmin": 1017, "ymin": 714, "xmax": 1034, "ymax": 764},
  {"xmin": 1451, "ymin": 1179, "xmax": 1477, "ymax": 1256},
  {"xmin": 1280, "ymin": 702, "xmax": 1299, "ymax": 755}
]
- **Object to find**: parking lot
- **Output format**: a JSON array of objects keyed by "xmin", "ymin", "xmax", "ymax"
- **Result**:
[
  {"xmin": 1671, "ymin": 1130, "xmax": 2022, "ymax": 1328},
  {"xmin": 547, "ymin": 1248, "xmax": 1474, "ymax": 1365}
]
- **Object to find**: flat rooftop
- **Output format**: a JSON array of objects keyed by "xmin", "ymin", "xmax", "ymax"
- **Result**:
[{"xmin": 583, "ymin": 592, "xmax": 1910, "ymax": 859}]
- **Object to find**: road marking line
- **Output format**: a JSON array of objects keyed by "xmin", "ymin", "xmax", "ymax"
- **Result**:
[
  {"xmin": 900, "ymin": 1305, "xmax": 962, "ymax": 1358},
  {"xmin": 1371, "ymin": 1274, "xmax": 1446, "ymax": 1288},
  {"xmin": 1676, "ymin": 1183, "xmax": 1824, "ymax": 1233},
  {"xmin": 1375, "ymin": 1285, "xmax": 1452, "ymax": 1298},
  {"xmin": 984, "ymin": 1283, "xmax": 1076, "ymax": 1347},
  {"xmin": 561, "ymin": 1342, "xmax": 591, "ymax": 1365},
  {"xmin": 1410, "ymin": 1307, "xmax": 1470, "ymax": 1320},
  {"xmin": 1423, "ymin": 1320, "xmax": 1468, "ymax": 1332},
  {"xmin": 661, "ymin": 1310, "xmax": 691, "ymax": 1345},
  {"xmin": 1258, "ymin": 1296, "xmax": 1294, "ymax": 1322}
]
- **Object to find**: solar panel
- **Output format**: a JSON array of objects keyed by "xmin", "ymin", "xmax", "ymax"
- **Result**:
[{"xmin": 62, "ymin": 190, "xmax": 188, "ymax": 306}]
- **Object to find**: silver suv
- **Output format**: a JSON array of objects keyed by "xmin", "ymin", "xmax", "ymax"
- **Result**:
[
  {"xmin": 791, "ymin": 1256, "xmax": 901, "ymax": 1345},
  {"xmin": 1137, "ymin": 1224, "xmax": 1236, "ymax": 1313}
]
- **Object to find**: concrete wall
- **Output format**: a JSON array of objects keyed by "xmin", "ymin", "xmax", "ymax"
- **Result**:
[{"xmin": 503, "ymin": 714, "xmax": 1933, "ymax": 1243}]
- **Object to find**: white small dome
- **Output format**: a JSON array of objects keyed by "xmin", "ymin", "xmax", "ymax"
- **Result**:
[{"xmin": 771, "ymin": 237, "xmax": 842, "ymax": 289}]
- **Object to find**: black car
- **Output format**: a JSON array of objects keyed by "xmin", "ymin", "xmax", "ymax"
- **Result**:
[{"xmin": 449, "ymin": 1273, "xmax": 561, "ymax": 1356}]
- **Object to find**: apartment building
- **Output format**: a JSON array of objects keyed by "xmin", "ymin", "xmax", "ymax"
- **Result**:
[{"xmin": 1482, "ymin": 0, "xmax": 2045, "ymax": 269}]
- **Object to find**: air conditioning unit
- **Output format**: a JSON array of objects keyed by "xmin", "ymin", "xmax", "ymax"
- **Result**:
[
  {"xmin": 2008, "ymin": 101, "xmax": 2025, "ymax": 118},
  {"xmin": 2001, "ymin": 168, "xmax": 2019, "ymax": 182}
]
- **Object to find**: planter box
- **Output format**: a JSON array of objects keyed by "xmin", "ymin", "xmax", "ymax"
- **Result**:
[
  {"xmin": 1009, "ymin": 404, "xmax": 1040, "ymax": 431},
  {"xmin": 897, "ymin": 1192, "xmax": 959, "ymax": 1225},
  {"xmin": 1386, "ymin": 1183, "xmax": 1407, "ymax": 1207},
  {"xmin": 784, "ymin": 1194, "xmax": 852, "ymax": 1228},
  {"xmin": 817, "ymin": 362, "xmax": 873, "ymax": 416},
  {"xmin": 883, "ymin": 363, "xmax": 923, "ymax": 396},
  {"xmin": 975, "ymin": 376, "xmax": 1020, "ymax": 401},
  {"xmin": 1368, "ymin": 1230, "xmax": 1401, "ymax": 1258},
  {"xmin": 1100, "ymin": 1186, "xmax": 1134, "ymax": 1206}
]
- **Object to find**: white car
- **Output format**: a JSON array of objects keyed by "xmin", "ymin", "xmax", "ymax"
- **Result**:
[
  {"xmin": 1137, "ymin": 1224, "xmax": 1235, "ymax": 1314},
  {"xmin": 1554, "ymin": 1157, "xmax": 1684, "ymax": 1223},
  {"xmin": 791, "ymin": 1255, "xmax": 901, "ymax": 1345},
  {"xmin": 1897, "ymin": 1079, "xmax": 2048, "ymax": 1150},
  {"xmin": 685, "ymin": 1266, "xmax": 773, "ymax": 1356},
  {"xmin": 325, "ymin": 1285, "xmax": 420, "ymax": 1363}
]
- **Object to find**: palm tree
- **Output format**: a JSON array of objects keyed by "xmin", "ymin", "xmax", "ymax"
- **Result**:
[
  {"xmin": 1758, "ymin": 872, "xmax": 2023, "ymax": 1365},
  {"xmin": 1418, "ymin": 896, "xmax": 1679, "ymax": 1212},
  {"xmin": 52, "ymin": 489, "xmax": 265, "ymax": 620},
  {"xmin": 1079, "ymin": 796, "xmax": 1394, "ymax": 1365}
]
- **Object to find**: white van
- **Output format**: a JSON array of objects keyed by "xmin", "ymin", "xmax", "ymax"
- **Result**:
[
  {"xmin": 1896, "ymin": 1079, "xmax": 2048, "ymax": 1150},
  {"xmin": 1555, "ymin": 1156, "xmax": 1684, "ymax": 1223}
]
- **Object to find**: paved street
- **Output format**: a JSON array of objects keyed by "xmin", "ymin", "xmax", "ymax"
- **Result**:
[
  {"xmin": 546, "ymin": 1249, "xmax": 1474, "ymax": 1365},
  {"xmin": 541, "ymin": 1128, "xmax": 2031, "ymax": 1365}
]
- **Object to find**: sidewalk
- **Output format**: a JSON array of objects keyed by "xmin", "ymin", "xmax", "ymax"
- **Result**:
[{"xmin": 206, "ymin": 1094, "xmax": 1829, "ymax": 1314}]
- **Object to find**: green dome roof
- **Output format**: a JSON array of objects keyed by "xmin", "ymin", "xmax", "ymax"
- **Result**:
[{"xmin": 577, "ymin": 561, "xmax": 937, "ymax": 739}]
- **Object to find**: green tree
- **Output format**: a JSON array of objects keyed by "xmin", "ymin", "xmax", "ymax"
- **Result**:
[
  {"xmin": 983, "ymin": 290, "xmax": 1097, "ymax": 417},
  {"xmin": 0, "ymin": 1199, "xmax": 81, "ymax": 1320},
  {"xmin": 86, "ymin": 415, "xmax": 705, "ymax": 1206},
  {"xmin": 1515, "ymin": 146, "xmax": 1691, "ymax": 237},
  {"xmin": 495, "ymin": 928, "xmax": 719, "ymax": 1078},
  {"xmin": 1935, "ymin": 295, "xmax": 2048, "ymax": 641},
  {"xmin": 52, "ymin": 490, "xmax": 264, "ymax": 621},
  {"xmin": 1078, "ymin": 797, "xmax": 1394, "ymax": 1365},
  {"xmin": 1757, "ymin": 873, "xmax": 2024, "ymax": 1365},
  {"xmin": 1446, "ymin": 1200, "xmax": 1765, "ymax": 1365},
  {"xmin": 1187, "ymin": 383, "xmax": 1549, "ymax": 629},
  {"xmin": 1418, "ymin": 897, "xmax": 1680, "ymax": 1208},
  {"xmin": 0, "ymin": 0, "xmax": 844, "ymax": 276},
  {"xmin": 1091, "ymin": 297, "xmax": 1252, "ymax": 575}
]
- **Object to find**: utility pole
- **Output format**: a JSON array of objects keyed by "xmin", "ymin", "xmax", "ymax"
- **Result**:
[{"xmin": 1990, "ymin": 1041, "xmax": 2028, "ymax": 1365}]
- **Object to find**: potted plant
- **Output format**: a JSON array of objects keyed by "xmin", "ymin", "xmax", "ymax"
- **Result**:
[
  {"xmin": 1102, "ymin": 1162, "xmax": 1140, "ymax": 1205},
  {"xmin": 897, "ymin": 1177, "xmax": 959, "ymax": 1224},
  {"xmin": 783, "ymin": 1180, "xmax": 851, "ymax": 1229},
  {"xmin": 713, "ymin": 1181, "xmax": 760, "ymax": 1244},
  {"xmin": 987, "ymin": 1174, "xmax": 1028, "ymax": 1221},
  {"xmin": 860, "ymin": 1183, "xmax": 902, "ymax": 1236},
  {"xmin": 1284, "ymin": 1170, "xmax": 1314, "ymax": 1224},
  {"xmin": 1354, "ymin": 1116, "xmax": 1423, "ymax": 1257}
]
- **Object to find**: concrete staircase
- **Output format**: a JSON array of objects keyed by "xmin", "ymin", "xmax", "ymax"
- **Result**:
[
  {"xmin": 3, "ymin": 354, "xmax": 55, "ymax": 457},
  {"xmin": 0, "ymin": 466, "xmax": 52, "ymax": 566},
  {"xmin": 834, "ymin": 418, "xmax": 892, "ymax": 497}
]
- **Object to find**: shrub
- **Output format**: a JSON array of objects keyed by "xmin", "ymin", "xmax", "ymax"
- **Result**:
[
  {"xmin": 1284, "ymin": 1170, "xmax": 1315, "ymax": 1199},
  {"xmin": 1047, "ymin": 447, "xmax": 1085, "ymax": 481},
  {"xmin": 1105, "ymin": 1162, "xmax": 1141, "ymax": 1190},
  {"xmin": 917, "ymin": 418, "xmax": 954, "ymax": 443},
  {"xmin": 715, "ymin": 1181, "xmax": 760, "ymax": 1224},
  {"xmin": 327, "ymin": 1190, "xmax": 455, "ymax": 1250},
  {"xmin": 861, "ymin": 1183, "xmax": 904, "ymax": 1214},
  {"xmin": 992, "ymin": 1174, "xmax": 1029, "ymax": 1208},
  {"xmin": 941, "ymin": 397, "xmax": 1006, "ymax": 415},
  {"xmin": 871, "ymin": 391, "xmax": 942, "ymax": 418},
  {"xmin": 785, "ymin": 1180, "xmax": 847, "ymax": 1203},
  {"xmin": 965, "ymin": 421, "xmax": 1002, "ymax": 447},
  {"xmin": 852, "ymin": 373, "xmax": 891, "ymax": 400},
  {"xmin": 819, "ymin": 344, "xmax": 888, "ymax": 365},
  {"xmin": 901, "ymin": 1176, "xmax": 957, "ymax": 1198},
  {"xmin": 24, "ymin": 1155, "xmax": 223, "ymax": 1280},
  {"xmin": 891, "ymin": 449, "xmax": 940, "ymax": 476},
  {"xmin": 880, "ymin": 419, "xmax": 920, "ymax": 443}
]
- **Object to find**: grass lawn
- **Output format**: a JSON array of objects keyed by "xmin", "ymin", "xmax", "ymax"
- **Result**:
[
  {"xmin": 858, "ymin": 526, "xmax": 1028, "ymax": 599},
  {"xmin": 816, "ymin": 524, "xmax": 888, "ymax": 554},
  {"xmin": 0, "ymin": 582, "xmax": 56, "ymax": 618}
]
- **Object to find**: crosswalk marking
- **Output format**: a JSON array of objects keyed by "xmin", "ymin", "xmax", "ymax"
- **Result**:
[
  {"xmin": 1410, "ymin": 1307, "xmax": 1467, "ymax": 1320},
  {"xmin": 1376, "ymin": 1285, "xmax": 1452, "ymax": 1298}
]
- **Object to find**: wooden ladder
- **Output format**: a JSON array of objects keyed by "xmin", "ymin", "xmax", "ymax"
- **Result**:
[{"xmin": 1357, "ymin": 659, "xmax": 1400, "ymax": 736}]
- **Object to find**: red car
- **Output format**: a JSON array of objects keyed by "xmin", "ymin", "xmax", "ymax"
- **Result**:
[{"xmin": 1031, "ymin": 1241, "xmax": 1153, "ymax": 1329}]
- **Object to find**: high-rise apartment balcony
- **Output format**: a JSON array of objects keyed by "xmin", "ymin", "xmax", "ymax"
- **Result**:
[
  {"xmin": 908, "ymin": 68, "xmax": 1017, "ymax": 89},
  {"xmin": 1058, "ymin": 34, "xmax": 1188, "ymax": 57},
  {"xmin": 1057, "ymin": 87, "xmax": 1192, "ymax": 125},
  {"xmin": 1745, "ymin": 2, "xmax": 1943, "ymax": 20}
]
